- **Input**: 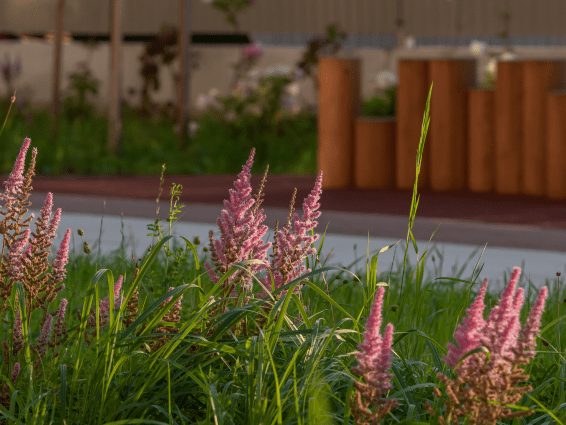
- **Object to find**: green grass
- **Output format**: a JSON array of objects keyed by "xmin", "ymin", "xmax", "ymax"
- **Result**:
[
  {"xmin": 0, "ymin": 87, "xmax": 397, "ymax": 178},
  {"xmin": 1, "ymin": 83, "xmax": 565, "ymax": 424}
]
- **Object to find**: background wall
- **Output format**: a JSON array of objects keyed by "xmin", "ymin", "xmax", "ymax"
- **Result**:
[
  {"xmin": 1, "ymin": 0, "xmax": 564, "ymax": 39},
  {"xmin": 4, "ymin": 39, "xmax": 566, "ymax": 114},
  {"xmin": 3, "ymin": 0, "xmax": 566, "ymax": 115}
]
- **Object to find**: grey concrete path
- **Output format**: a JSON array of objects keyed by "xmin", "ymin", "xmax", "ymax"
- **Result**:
[{"xmin": 26, "ymin": 192, "xmax": 566, "ymax": 294}]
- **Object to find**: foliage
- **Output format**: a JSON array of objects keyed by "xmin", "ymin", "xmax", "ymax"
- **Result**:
[
  {"xmin": 63, "ymin": 62, "xmax": 99, "ymax": 121},
  {"xmin": 361, "ymin": 86, "xmax": 397, "ymax": 117},
  {"xmin": 0, "ymin": 53, "xmax": 20, "ymax": 98},
  {"xmin": 295, "ymin": 23, "xmax": 348, "ymax": 95},
  {"xmin": 137, "ymin": 24, "xmax": 200, "ymax": 116},
  {"xmin": 0, "ymin": 100, "xmax": 318, "ymax": 176},
  {"xmin": 202, "ymin": 0, "xmax": 256, "ymax": 32}
]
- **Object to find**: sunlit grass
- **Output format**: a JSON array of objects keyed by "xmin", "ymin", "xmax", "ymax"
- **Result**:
[{"xmin": 0, "ymin": 83, "xmax": 565, "ymax": 424}]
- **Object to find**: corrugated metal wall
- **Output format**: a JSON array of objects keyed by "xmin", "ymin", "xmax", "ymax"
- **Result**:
[{"xmin": 1, "ymin": 0, "xmax": 565, "ymax": 42}]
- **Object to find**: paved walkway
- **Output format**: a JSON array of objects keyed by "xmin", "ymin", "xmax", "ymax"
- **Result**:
[{"xmin": 15, "ymin": 174, "xmax": 566, "ymax": 294}]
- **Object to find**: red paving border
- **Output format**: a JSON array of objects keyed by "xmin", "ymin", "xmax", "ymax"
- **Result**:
[{"xmin": 13, "ymin": 173, "xmax": 566, "ymax": 229}]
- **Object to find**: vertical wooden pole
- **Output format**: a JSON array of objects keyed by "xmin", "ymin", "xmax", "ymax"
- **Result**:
[
  {"xmin": 318, "ymin": 57, "xmax": 360, "ymax": 189},
  {"xmin": 354, "ymin": 117, "xmax": 395, "ymax": 189},
  {"xmin": 468, "ymin": 89, "xmax": 495, "ymax": 193},
  {"xmin": 107, "ymin": 0, "xmax": 123, "ymax": 155},
  {"xmin": 522, "ymin": 60, "xmax": 565, "ymax": 196},
  {"xmin": 51, "ymin": 0, "xmax": 65, "ymax": 141},
  {"xmin": 177, "ymin": 0, "xmax": 191, "ymax": 148},
  {"xmin": 396, "ymin": 59, "xmax": 430, "ymax": 190},
  {"xmin": 428, "ymin": 59, "xmax": 475, "ymax": 191},
  {"xmin": 495, "ymin": 61, "xmax": 523, "ymax": 194},
  {"xmin": 547, "ymin": 91, "xmax": 566, "ymax": 199}
]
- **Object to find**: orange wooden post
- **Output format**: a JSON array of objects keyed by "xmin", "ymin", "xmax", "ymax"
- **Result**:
[
  {"xmin": 546, "ymin": 91, "xmax": 566, "ymax": 199},
  {"xmin": 396, "ymin": 59, "xmax": 430, "ymax": 190},
  {"xmin": 467, "ymin": 89, "xmax": 495, "ymax": 192},
  {"xmin": 354, "ymin": 117, "xmax": 395, "ymax": 189},
  {"xmin": 428, "ymin": 59, "xmax": 475, "ymax": 191},
  {"xmin": 495, "ymin": 61, "xmax": 523, "ymax": 194},
  {"xmin": 318, "ymin": 56, "xmax": 360, "ymax": 189},
  {"xmin": 522, "ymin": 60, "xmax": 566, "ymax": 196}
]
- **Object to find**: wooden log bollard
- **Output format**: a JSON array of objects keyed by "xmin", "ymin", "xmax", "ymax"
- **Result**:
[
  {"xmin": 428, "ymin": 59, "xmax": 476, "ymax": 191},
  {"xmin": 317, "ymin": 56, "xmax": 361, "ymax": 189},
  {"xmin": 495, "ymin": 61, "xmax": 524, "ymax": 195},
  {"xmin": 468, "ymin": 89, "xmax": 495, "ymax": 193},
  {"xmin": 354, "ymin": 117, "xmax": 395, "ymax": 189},
  {"xmin": 396, "ymin": 59, "xmax": 430, "ymax": 190},
  {"xmin": 546, "ymin": 90, "xmax": 566, "ymax": 199},
  {"xmin": 522, "ymin": 60, "xmax": 566, "ymax": 196}
]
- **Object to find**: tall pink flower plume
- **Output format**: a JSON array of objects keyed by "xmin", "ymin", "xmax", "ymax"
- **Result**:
[
  {"xmin": 352, "ymin": 287, "xmax": 396, "ymax": 396},
  {"xmin": 35, "ymin": 314, "xmax": 53, "ymax": 357},
  {"xmin": 51, "ymin": 228, "xmax": 71, "ymax": 284},
  {"xmin": 53, "ymin": 298, "xmax": 68, "ymax": 339},
  {"xmin": 1, "ymin": 138, "xmax": 30, "ymax": 209},
  {"xmin": 515, "ymin": 286, "xmax": 548, "ymax": 358},
  {"xmin": 8, "ymin": 228, "xmax": 31, "ymax": 284},
  {"xmin": 11, "ymin": 363, "xmax": 20, "ymax": 386},
  {"xmin": 13, "ymin": 308, "xmax": 22, "ymax": 345},
  {"xmin": 204, "ymin": 148, "xmax": 272, "ymax": 294},
  {"xmin": 445, "ymin": 267, "xmax": 548, "ymax": 371},
  {"xmin": 258, "ymin": 170, "xmax": 323, "ymax": 297},
  {"xmin": 444, "ymin": 278, "xmax": 488, "ymax": 368}
]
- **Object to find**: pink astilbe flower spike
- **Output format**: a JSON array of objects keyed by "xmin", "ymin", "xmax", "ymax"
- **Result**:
[
  {"xmin": 352, "ymin": 287, "xmax": 396, "ymax": 395},
  {"xmin": 514, "ymin": 286, "xmax": 548, "ymax": 359},
  {"xmin": 258, "ymin": 170, "xmax": 323, "ymax": 298},
  {"xmin": 35, "ymin": 314, "xmax": 53, "ymax": 357},
  {"xmin": 47, "ymin": 208, "xmax": 62, "ymax": 237},
  {"xmin": 351, "ymin": 287, "xmax": 399, "ymax": 423},
  {"xmin": 444, "ymin": 278, "xmax": 488, "ymax": 368},
  {"xmin": 431, "ymin": 267, "xmax": 550, "ymax": 423},
  {"xmin": 204, "ymin": 148, "xmax": 272, "ymax": 296},
  {"xmin": 7, "ymin": 228, "xmax": 31, "ymax": 285},
  {"xmin": 51, "ymin": 298, "xmax": 69, "ymax": 346},
  {"xmin": 11, "ymin": 363, "xmax": 20, "ymax": 386},
  {"xmin": 51, "ymin": 228, "xmax": 71, "ymax": 284},
  {"xmin": 1, "ymin": 138, "xmax": 30, "ymax": 209},
  {"xmin": 12, "ymin": 308, "xmax": 24, "ymax": 357}
]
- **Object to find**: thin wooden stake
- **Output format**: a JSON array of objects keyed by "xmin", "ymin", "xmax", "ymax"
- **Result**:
[
  {"xmin": 52, "ymin": 0, "xmax": 65, "ymax": 142},
  {"xmin": 177, "ymin": 0, "xmax": 191, "ymax": 149},
  {"xmin": 107, "ymin": 0, "xmax": 123, "ymax": 155},
  {"xmin": 396, "ymin": 0, "xmax": 405, "ymax": 49}
]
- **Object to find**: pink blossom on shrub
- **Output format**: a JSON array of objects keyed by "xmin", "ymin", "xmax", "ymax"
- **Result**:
[{"xmin": 241, "ymin": 44, "xmax": 263, "ymax": 61}]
